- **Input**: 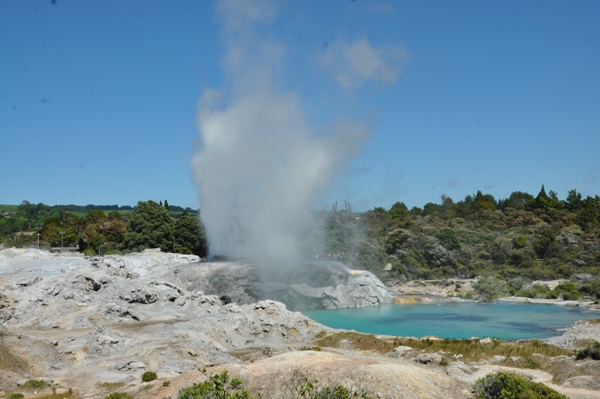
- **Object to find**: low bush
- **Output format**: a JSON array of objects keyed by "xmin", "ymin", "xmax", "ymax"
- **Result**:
[
  {"xmin": 163, "ymin": 380, "xmax": 171, "ymax": 387},
  {"xmin": 179, "ymin": 370, "xmax": 256, "ymax": 399},
  {"xmin": 552, "ymin": 281, "xmax": 582, "ymax": 300},
  {"xmin": 300, "ymin": 346, "xmax": 321, "ymax": 351},
  {"xmin": 104, "ymin": 392, "xmax": 132, "ymax": 399},
  {"xmin": 575, "ymin": 341, "xmax": 600, "ymax": 360},
  {"xmin": 23, "ymin": 380, "xmax": 47, "ymax": 389},
  {"xmin": 473, "ymin": 372, "xmax": 567, "ymax": 399},
  {"xmin": 8, "ymin": 394, "xmax": 24, "ymax": 399},
  {"xmin": 141, "ymin": 371, "xmax": 157, "ymax": 382},
  {"xmin": 473, "ymin": 277, "xmax": 509, "ymax": 301},
  {"xmin": 524, "ymin": 358, "xmax": 542, "ymax": 369}
]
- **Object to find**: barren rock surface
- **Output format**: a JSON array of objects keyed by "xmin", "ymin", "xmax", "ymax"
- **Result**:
[{"xmin": 1, "ymin": 249, "xmax": 599, "ymax": 399}]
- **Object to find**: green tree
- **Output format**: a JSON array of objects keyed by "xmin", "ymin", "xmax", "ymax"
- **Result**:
[
  {"xmin": 164, "ymin": 199, "xmax": 170, "ymax": 211},
  {"xmin": 566, "ymin": 189, "xmax": 583, "ymax": 211},
  {"xmin": 123, "ymin": 200, "xmax": 175, "ymax": 252},
  {"xmin": 388, "ymin": 202, "xmax": 408, "ymax": 219},
  {"xmin": 422, "ymin": 202, "xmax": 440, "ymax": 217},
  {"xmin": 576, "ymin": 196, "xmax": 597, "ymax": 231},
  {"xmin": 173, "ymin": 211, "xmax": 208, "ymax": 257},
  {"xmin": 440, "ymin": 195, "xmax": 455, "ymax": 219},
  {"xmin": 474, "ymin": 191, "xmax": 496, "ymax": 212}
]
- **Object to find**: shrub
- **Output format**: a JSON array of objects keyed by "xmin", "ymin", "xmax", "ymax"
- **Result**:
[
  {"xmin": 141, "ymin": 371, "xmax": 157, "ymax": 382},
  {"xmin": 473, "ymin": 277, "xmax": 508, "ymax": 301},
  {"xmin": 552, "ymin": 281, "xmax": 581, "ymax": 300},
  {"xmin": 516, "ymin": 283, "xmax": 551, "ymax": 299},
  {"xmin": 575, "ymin": 341, "xmax": 600, "ymax": 360},
  {"xmin": 163, "ymin": 380, "xmax": 171, "ymax": 387},
  {"xmin": 512, "ymin": 235, "xmax": 527, "ymax": 249},
  {"xmin": 23, "ymin": 380, "xmax": 46, "ymax": 389},
  {"xmin": 179, "ymin": 370, "xmax": 257, "ymax": 399},
  {"xmin": 104, "ymin": 393, "xmax": 132, "ymax": 399},
  {"xmin": 435, "ymin": 228, "xmax": 461, "ymax": 250},
  {"xmin": 473, "ymin": 372, "xmax": 568, "ymax": 399},
  {"xmin": 524, "ymin": 358, "xmax": 542, "ymax": 369},
  {"xmin": 9, "ymin": 394, "xmax": 24, "ymax": 399}
]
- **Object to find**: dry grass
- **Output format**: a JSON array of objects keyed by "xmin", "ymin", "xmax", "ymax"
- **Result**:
[
  {"xmin": 575, "ymin": 318, "xmax": 600, "ymax": 325},
  {"xmin": 0, "ymin": 339, "xmax": 30, "ymax": 373},
  {"xmin": 96, "ymin": 382, "xmax": 126, "ymax": 392},
  {"xmin": 31, "ymin": 392, "xmax": 74, "ymax": 399},
  {"xmin": 314, "ymin": 332, "xmax": 573, "ymax": 363}
]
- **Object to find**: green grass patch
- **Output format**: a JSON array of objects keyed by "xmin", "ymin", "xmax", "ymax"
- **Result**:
[{"xmin": 0, "ymin": 205, "xmax": 19, "ymax": 213}]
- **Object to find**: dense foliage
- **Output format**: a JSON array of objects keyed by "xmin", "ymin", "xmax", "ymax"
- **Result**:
[
  {"xmin": 141, "ymin": 371, "xmax": 158, "ymax": 382},
  {"xmin": 473, "ymin": 372, "xmax": 567, "ymax": 399}
]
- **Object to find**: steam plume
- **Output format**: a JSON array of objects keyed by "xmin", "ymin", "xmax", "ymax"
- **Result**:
[{"xmin": 191, "ymin": 0, "xmax": 370, "ymax": 264}]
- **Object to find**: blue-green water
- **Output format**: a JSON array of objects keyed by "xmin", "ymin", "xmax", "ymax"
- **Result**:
[{"xmin": 301, "ymin": 302, "xmax": 600, "ymax": 341}]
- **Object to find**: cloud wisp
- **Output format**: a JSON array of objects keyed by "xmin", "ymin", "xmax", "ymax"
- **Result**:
[
  {"xmin": 319, "ymin": 38, "xmax": 410, "ymax": 90},
  {"xmin": 191, "ymin": 0, "xmax": 371, "ymax": 265}
]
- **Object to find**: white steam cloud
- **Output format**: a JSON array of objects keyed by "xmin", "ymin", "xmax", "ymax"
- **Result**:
[{"xmin": 192, "ymin": 1, "xmax": 393, "ymax": 264}]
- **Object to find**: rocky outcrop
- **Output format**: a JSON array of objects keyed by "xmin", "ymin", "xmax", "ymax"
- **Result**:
[{"xmin": 172, "ymin": 260, "xmax": 393, "ymax": 310}]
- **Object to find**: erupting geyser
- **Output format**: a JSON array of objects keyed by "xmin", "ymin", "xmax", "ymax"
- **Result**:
[{"xmin": 191, "ymin": 0, "xmax": 370, "ymax": 265}]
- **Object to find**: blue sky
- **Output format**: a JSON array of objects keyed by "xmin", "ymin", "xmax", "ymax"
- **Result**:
[{"xmin": 1, "ymin": 0, "xmax": 599, "ymax": 211}]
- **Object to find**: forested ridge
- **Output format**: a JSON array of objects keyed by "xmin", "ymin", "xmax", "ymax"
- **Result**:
[{"xmin": 321, "ymin": 186, "xmax": 600, "ymax": 300}]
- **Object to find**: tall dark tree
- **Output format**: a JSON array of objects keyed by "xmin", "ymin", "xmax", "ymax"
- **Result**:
[
  {"xmin": 388, "ymin": 202, "xmax": 408, "ymax": 219},
  {"xmin": 173, "ymin": 211, "xmax": 207, "ymax": 257},
  {"xmin": 566, "ymin": 189, "xmax": 583, "ymax": 211},
  {"xmin": 164, "ymin": 199, "xmax": 170, "ymax": 211},
  {"xmin": 123, "ymin": 200, "xmax": 174, "ymax": 252}
]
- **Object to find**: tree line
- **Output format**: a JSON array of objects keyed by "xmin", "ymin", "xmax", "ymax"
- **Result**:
[
  {"xmin": 1, "ymin": 200, "xmax": 207, "ymax": 257},
  {"xmin": 322, "ymin": 185, "xmax": 600, "ymax": 287}
]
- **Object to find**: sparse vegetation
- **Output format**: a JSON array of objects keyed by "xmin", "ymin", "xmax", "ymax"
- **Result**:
[
  {"xmin": 23, "ymin": 380, "xmax": 47, "ymax": 389},
  {"xmin": 179, "ymin": 369, "xmax": 374, "ymax": 399},
  {"xmin": 141, "ymin": 370, "xmax": 157, "ymax": 382},
  {"xmin": 163, "ymin": 380, "xmax": 171, "ymax": 387},
  {"xmin": 473, "ymin": 372, "xmax": 568, "ymax": 399},
  {"xmin": 299, "ymin": 346, "xmax": 321, "ymax": 351},
  {"xmin": 314, "ymin": 332, "xmax": 573, "ymax": 364},
  {"xmin": 8, "ymin": 394, "xmax": 24, "ymax": 399},
  {"xmin": 524, "ymin": 358, "xmax": 542, "ymax": 369},
  {"xmin": 178, "ymin": 370, "xmax": 257, "ymax": 399},
  {"xmin": 104, "ymin": 392, "xmax": 132, "ymax": 399}
]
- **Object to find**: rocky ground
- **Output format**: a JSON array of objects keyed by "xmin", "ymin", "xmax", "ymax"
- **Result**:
[{"xmin": 1, "ymin": 249, "xmax": 599, "ymax": 399}]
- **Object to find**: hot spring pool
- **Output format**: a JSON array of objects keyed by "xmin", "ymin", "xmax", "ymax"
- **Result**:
[{"xmin": 301, "ymin": 301, "xmax": 599, "ymax": 341}]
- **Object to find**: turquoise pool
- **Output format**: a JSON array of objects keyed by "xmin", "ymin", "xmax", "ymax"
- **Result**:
[{"xmin": 301, "ymin": 301, "xmax": 599, "ymax": 341}]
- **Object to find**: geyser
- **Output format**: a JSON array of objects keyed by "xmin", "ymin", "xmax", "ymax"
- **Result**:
[{"xmin": 191, "ymin": 0, "xmax": 370, "ymax": 265}]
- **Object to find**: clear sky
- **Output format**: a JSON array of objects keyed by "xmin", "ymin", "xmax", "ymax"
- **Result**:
[{"xmin": 1, "ymin": 0, "xmax": 599, "ymax": 211}]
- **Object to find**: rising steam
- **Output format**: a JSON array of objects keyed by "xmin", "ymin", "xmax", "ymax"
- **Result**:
[{"xmin": 191, "ymin": 1, "xmax": 373, "ymax": 264}]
